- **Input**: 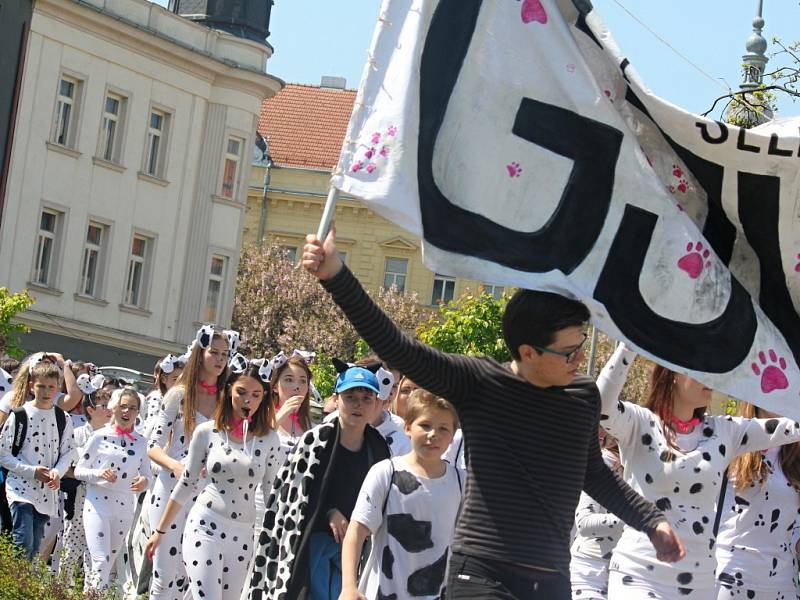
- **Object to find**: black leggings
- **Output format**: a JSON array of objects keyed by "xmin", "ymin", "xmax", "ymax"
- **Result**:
[{"xmin": 446, "ymin": 552, "xmax": 571, "ymax": 600}]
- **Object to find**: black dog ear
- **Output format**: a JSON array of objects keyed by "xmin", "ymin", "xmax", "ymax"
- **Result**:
[
  {"xmin": 332, "ymin": 358, "xmax": 350, "ymax": 374},
  {"xmin": 361, "ymin": 361, "xmax": 382, "ymax": 374}
]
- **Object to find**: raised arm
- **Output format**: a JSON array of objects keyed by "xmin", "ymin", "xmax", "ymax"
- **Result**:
[
  {"xmin": 596, "ymin": 343, "xmax": 647, "ymax": 448},
  {"xmin": 303, "ymin": 230, "xmax": 476, "ymax": 403},
  {"xmin": 728, "ymin": 416, "xmax": 800, "ymax": 456}
]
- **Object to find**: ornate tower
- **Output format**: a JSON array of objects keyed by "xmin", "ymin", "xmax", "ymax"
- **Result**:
[{"xmin": 168, "ymin": 0, "xmax": 274, "ymax": 45}]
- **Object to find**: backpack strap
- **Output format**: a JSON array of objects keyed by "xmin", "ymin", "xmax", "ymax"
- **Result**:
[
  {"xmin": 10, "ymin": 407, "xmax": 28, "ymax": 457},
  {"xmin": 382, "ymin": 459, "xmax": 395, "ymax": 516},
  {"xmin": 713, "ymin": 468, "xmax": 729, "ymax": 538},
  {"xmin": 54, "ymin": 406, "xmax": 67, "ymax": 447}
]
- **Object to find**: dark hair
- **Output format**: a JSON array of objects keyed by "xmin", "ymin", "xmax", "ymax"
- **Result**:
[
  {"xmin": 1, "ymin": 359, "xmax": 20, "ymax": 375},
  {"xmin": 644, "ymin": 365, "xmax": 705, "ymax": 454},
  {"xmin": 502, "ymin": 290, "xmax": 590, "ymax": 360},
  {"xmin": 216, "ymin": 366, "xmax": 274, "ymax": 437}
]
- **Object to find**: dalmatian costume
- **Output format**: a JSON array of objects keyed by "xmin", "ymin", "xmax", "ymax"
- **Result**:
[
  {"xmin": 243, "ymin": 419, "xmax": 389, "ymax": 600},
  {"xmin": 74, "ymin": 422, "xmax": 151, "ymax": 589},
  {"xmin": 599, "ymin": 345, "xmax": 800, "ymax": 598},
  {"xmin": 351, "ymin": 456, "xmax": 464, "ymax": 599},
  {"xmin": 58, "ymin": 422, "xmax": 97, "ymax": 581},
  {"xmin": 170, "ymin": 421, "xmax": 282, "ymax": 600},
  {"xmin": 148, "ymin": 385, "xmax": 210, "ymax": 599},
  {"xmin": 569, "ymin": 449, "xmax": 624, "ymax": 600},
  {"xmin": 715, "ymin": 446, "xmax": 800, "ymax": 599}
]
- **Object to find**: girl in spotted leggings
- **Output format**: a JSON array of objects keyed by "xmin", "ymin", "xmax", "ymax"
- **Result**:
[{"xmin": 145, "ymin": 361, "xmax": 283, "ymax": 600}]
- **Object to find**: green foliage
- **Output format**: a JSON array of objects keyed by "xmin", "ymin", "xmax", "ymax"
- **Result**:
[
  {"xmin": 417, "ymin": 292, "xmax": 510, "ymax": 361},
  {"xmin": 0, "ymin": 288, "xmax": 34, "ymax": 358},
  {"xmin": 723, "ymin": 88, "xmax": 777, "ymax": 129},
  {"xmin": 309, "ymin": 352, "xmax": 337, "ymax": 400},
  {"xmin": 0, "ymin": 534, "xmax": 119, "ymax": 599}
]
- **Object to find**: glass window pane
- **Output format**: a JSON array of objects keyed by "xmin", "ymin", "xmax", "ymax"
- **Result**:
[
  {"xmin": 281, "ymin": 246, "xmax": 297, "ymax": 262},
  {"xmin": 383, "ymin": 273, "xmax": 393, "ymax": 289},
  {"xmin": 105, "ymin": 97, "xmax": 119, "ymax": 115},
  {"xmin": 87, "ymin": 225, "xmax": 102, "ymax": 245},
  {"xmin": 56, "ymin": 103, "xmax": 71, "ymax": 145},
  {"xmin": 83, "ymin": 249, "xmax": 98, "ymax": 295},
  {"xmin": 204, "ymin": 280, "xmax": 221, "ymax": 321},
  {"xmin": 147, "ymin": 135, "xmax": 160, "ymax": 175},
  {"xmin": 132, "ymin": 237, "xmax": 146, "ymax": 257},
  {"xmin": 59, "ymin": 79, "xmax": 74, "ymax": 98},
  {"xmin": 432, "ymin": 279, "xmax": 443, "ymax": 303},
  {"xmin": 395, "ymin": 275, "xmax": 406, "ymax": 293},
  {"xmin": 221, "ymin": 158, "xmax": 236, "ymax": 197},
  {"xmin": 150, "ymin": 112, "xmax": 162, "ymax": 130},
  {"xmin": 210, "ymin": 257, "xmax": 224, "ymax": 276},
  {"xmin": 126, "ymin": 260, "xmax": 142, "ymax": 305},
  {"xmin": 444, "ymin": 280, "xmax": 455, "ymax": 303},
  {"xmin": 385, "ymin": 258, "xmax": 408, "ymax": 275},
  {"xmin": 40, "ymin": 212, "xmax": 56, "ymax": 232},
  {"xmin": 227, "ymin": 139, "xmax": 240, "ymax": 155},
  {"xmin": 36, "ymin": 236, "xmax": 52, "ymax": 284}
]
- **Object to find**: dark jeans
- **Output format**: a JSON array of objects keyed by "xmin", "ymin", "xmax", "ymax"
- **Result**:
[
  {"xmin": 446, "ymin": 552, "xmax": 571, "ymax": 600},
  {"xmin": 9, "ymin": 501, "xmax": 48, "ymax": 560}
]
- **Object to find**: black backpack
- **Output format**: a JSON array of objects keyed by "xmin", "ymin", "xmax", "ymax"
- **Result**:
[{"xmin": 1, "ymin": 405, "xmax": 67, "ymax": 479}]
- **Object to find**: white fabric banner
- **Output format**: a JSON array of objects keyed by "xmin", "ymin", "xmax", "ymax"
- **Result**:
[{"xmin": 331, "ymin": 0, "xmax": 800, "ymax": 418}]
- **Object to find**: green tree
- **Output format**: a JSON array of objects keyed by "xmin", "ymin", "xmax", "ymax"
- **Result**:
[
  {"xmin": 417, "ymin": 292, "xmax": 510, "ymax": 361},
  {"xmin": 0, "ymin": 288, "xmax": 34, "ymax": 358}
]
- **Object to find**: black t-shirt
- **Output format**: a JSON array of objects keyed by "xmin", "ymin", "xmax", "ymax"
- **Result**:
[{"xmin": 314, "ymin": 442, "xmax": 371, "ymax": 534}]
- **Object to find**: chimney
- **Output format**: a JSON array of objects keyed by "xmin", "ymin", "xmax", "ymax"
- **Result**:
[{"xmin": 320, "ymin": 76, "xmax": 346, "ymax": 90}]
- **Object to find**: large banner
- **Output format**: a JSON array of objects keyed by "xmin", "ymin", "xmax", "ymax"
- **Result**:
[{"xmin": 331, "ymin": 0, "xmax": 800, "ymax": 418}]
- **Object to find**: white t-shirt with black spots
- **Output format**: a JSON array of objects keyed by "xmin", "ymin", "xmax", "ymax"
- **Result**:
[
  {"xmin": 0, "ymin": 404, "xmax": 75, "ymax": 516},
  {"xmin": 351, "ymin": 456, "xmax": 463, "ymax": 600},
  {"xmin": 599, "ymin": 345, "xmax": 800, "ymax": 594},
  {"xmin": 170, "ymin": 421, "xmax": 283, "ymax": 524},
  {"xmin": 715, "ymin": 446, "xmax": 800, "ymax": 594},
  {"xmin": 74, "ymin": 425, "xmax": 151, "ymax": 492}
]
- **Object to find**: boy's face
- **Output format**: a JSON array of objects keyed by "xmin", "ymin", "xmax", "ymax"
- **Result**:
[
  {"xmin": 519, "ymin": 325, "xmax": 586, "ymax": 387},
  {"xmin": 30, "ymin": 377, "xmax": 59, "ymax": 403},
  {"xmin": 405, "ymin": 407, "xmax": 456, "ymax": 460},
  {"xmin": 337, "ymin": 387, "xmax": 378, "ymax": 428}
]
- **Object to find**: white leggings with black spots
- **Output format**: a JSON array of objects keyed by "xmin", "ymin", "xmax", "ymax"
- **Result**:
[
  {"xmin": 149, "ymin": 471, "xmax": 193, "ymax": 600},
  {"xmin": 183, "ymin": 505, "xmax": 254, "ymax": 600},
  {"xmin": 83, "ymin": 487, "xmax": 135, "ymax": 590},
  {"xmin": 59, "ymin": 485, "xmax": 88, "ymax": 581}
]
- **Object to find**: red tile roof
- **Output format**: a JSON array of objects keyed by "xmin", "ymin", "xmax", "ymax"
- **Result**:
[{"xmin": 257, "ymin": 83, "xmax": 357, "ymax": 171}]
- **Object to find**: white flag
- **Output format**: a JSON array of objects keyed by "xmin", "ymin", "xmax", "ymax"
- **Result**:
[{"xmin": 332, "ymin": 0, "xmax": 800, "ymax": 418}]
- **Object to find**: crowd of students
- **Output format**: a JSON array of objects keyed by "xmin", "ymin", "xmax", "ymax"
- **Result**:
[{"xmin": 0, "ymin": 226, "xmax": 795, "ymax": 600}]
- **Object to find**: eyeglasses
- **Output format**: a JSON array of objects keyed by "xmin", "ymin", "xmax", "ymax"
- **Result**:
[{"xmin": 532, "ymin": 333, "xmax": 588, "ymax": 364}]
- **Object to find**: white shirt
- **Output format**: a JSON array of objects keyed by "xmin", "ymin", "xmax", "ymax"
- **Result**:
[
  {"xmin": 374, "ymin": 411, "xmax": 411, "ymax": 457},
  {"xmin": 74, "ymin": 424, "xmax": 151, "ymax": 493},
  {"xmin": 0, "ymin": 403, "xmax": 75, "ymax": 516},
  {"xmin": 442, "ymin": 429, "xmax": 466, "ymax": 469},
  {"xmin": 352, "ymin": 456, "xmax": 463, "ymax": 600},
  {"xmin": 715, "ymin": 447, "xmax": 800, "ymax": 592}
]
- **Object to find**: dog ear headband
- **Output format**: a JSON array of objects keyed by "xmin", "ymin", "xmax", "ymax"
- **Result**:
[
  {"xmin": 194, "ymin": 326, "xmax": 241, "ymax": 354},
  {"xmin": 76, "ymin": 373, "xmax": 106, "ymax": 396}
]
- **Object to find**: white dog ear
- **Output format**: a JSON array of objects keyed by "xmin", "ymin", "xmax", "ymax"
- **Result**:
[
  {"xmin": 195, "ymin": 325, "xmax": 215, "ymax": 349},
  {"xmin": 223, "ymin": 330, "xmax": 241, "ymax": 354},
  {"xmin": 228, "ymin": 353, "xmax": 248, "ymax": 374},
  {"xmin": 0, "ymin": 368, "xmax": 12, "ymax": 394},
  {"xmin": 375, "ymin": 367, "xmax": 395, "ymax": 401}
]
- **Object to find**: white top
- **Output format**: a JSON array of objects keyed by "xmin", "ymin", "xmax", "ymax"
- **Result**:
[
  {"xmin": 351, "ymin": 456, "xmax": 464, "ymax": 600},
  {"xmin": 598, "ymin": 345, "xmax": 800, "ymax": 592},
  {"xmin": 171, "ymin": 421, "xmax": 283, "ymax": 524},
  {"xmin": 148, "ymin": 386, "xmax": 210, "ymax": 462},
  {"xmin": 136, "ymin": 390, "xmax": 162, "ymax": 436},
  {"xmin": 374, "ymin": 410, "xmax": 411, "ymax": 457},
  {"xmin": 0, "ymin": 404, "xmax": 75, "ymax": 516},
  {"xmin": 73, "ymin": 423, "xmax": 96, "ymax": 452},
  {"xmin": 715, "ymin": 447, "xmax": 800, "ymax": 592},
  {"xmin": 74, "ymin": 424, "xmax": 151, "ymax": 493},
  {"xmin": 442, "ymin": 429, "xmax": 466, "ymax": 469},
  {"xmin": 570, "ymin": 449, "xmax": 624, "ymax": 562}
]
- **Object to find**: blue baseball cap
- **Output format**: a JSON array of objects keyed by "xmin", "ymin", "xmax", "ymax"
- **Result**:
[{"xmin": 335, "ymin": 367, "xmax": 381, "ymax": 395}]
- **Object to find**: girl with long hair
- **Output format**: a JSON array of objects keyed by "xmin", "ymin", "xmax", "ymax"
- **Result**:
[
  {"xmin": 145, "ymin": 361, "xmax": 283, "ymax": 600},
  {"xmin": 270, "ymin": 351, "xmax": 315, "ymax": 448},
  {"xmin": 146, "ymin": 326, "xmax": 233, "ymax": 600},
  {"xmin": 569, "ymin": 429, "xmax": 623, "ymax": 600},
  {"xmin": 715, "ymin": 401, "xmax": 800, "ymax": 599},
  {"xmin": 598, "ymin": 344, "xmax": 800, "ymax": 599},
  {"xmin": 138, "ymin": 354, "xmax": 185, "ymax": 437}
]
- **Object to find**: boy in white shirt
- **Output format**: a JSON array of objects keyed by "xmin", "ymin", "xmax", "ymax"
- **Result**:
[
  {"xmin": 340, "ymin": 390, "xmax": 463, "ymax": 600},
  {"xmin": 0, "ymin": 361, "xmax": 75, "ymax": 559}
]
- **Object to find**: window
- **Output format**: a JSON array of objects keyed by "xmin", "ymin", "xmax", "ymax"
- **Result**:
[
  {"xmin": 202, "ymin": 255, "xmax": 228, "ymax": 322},
  {"xmin": 79, "ymin": 222, "xmax": 106, "ymax": 297},
  {"xmin": 280, "ymin": 246, "xmax": 298, "ymax": 262},
  {"xmin": 383, "ymin": 257, "xmax": 408, "ymax": 293},
  {"xmin": 144, "ymin": 110, "xmax": 168, "ymax": 178},
  {"xmin": 220, "ymin": 137, "xmax": 243, "ymax": 199},
  {"xmin": 482, "ymin": 284, "xmax": 505, "ymax": 300},
  {"xmin": 52, "ymin": 76, "xmax": 80, "ymax": 147},
  {"xmin": 124, "ymin": 234, "xmax": 151, "ymax": 307},
  {"xmin": 431, "ymin": 273, "xmax": 456, "ymax": 305},
  {"xmin": 33, "ymin": 210, "xmax": 61, "ymax": 286},
  {"xmin": 338, "ymin": 251, "xmax": 347, "ymax": 264},
  {"xmin": 99, "ymin": 94, "xmax": 124, "ymax": 163}
]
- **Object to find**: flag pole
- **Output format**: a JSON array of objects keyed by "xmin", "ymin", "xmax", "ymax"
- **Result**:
[
  {"xmin": 586, "ymin": 326, "xmax": 599, "ymax": 376},
  {"xmin": 316, "ymin": 187, "xmax": 339, "ymax": 240}
]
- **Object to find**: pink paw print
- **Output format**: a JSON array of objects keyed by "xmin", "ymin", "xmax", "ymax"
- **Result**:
[
  {"xmin": 672, "ymin": 164, "xmax": 683, "ymax": 178},
  {"xmin": 371, "ymin": 132, "xmax": 381, "ymax": 145},
  {"xmin": 566, "ymin": 63, "xmax": 576, "ymax": 73},
  {"xmin": 677, "ymin": 242, "xmax": 710, "ymax": 279},
  {"xmin": 603, "ymin": 89, "xmax": 613, "ymax": 102},
  {"xmin": 386, "ymin": 125, "xmax": 397, "ymax": 137},
  {"xmin": 506, "ymin": 162, "xmax": 522, "ymax": 178},
  {"xmin": 379, "ymin": 145, "xmax": 390, "ymax": 158},
  {"xmin": 751, "ymin": 350, "xmax": 789, "ymax": 394},
  {"xmin": 351, "ymin": 161, "xmax": 364, "ymax": 173},
  {"xmin": 365, "ymin": 163, "xmax": 376, "ymax": 174},
  {"xmin": 364, "ymin": 148, "xmax": 375, "ymax": 159},
  {"xmin": 794, "ymin": 253, "xmax": 800, "ymax": 273},
  {"xmin": 519, "ymin": 0, "xmax": 547, "ymax": 24},
  {"xmin": 676, "ymin": 179, "xmax": 689, "ymax": 193}
]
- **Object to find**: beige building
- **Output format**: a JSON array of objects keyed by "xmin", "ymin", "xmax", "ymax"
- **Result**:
[
  {"xmin": 246, "ymin": 82, "xmax": 506, "ymax": 305},
  {"xmin": 0, "ymin": 0, "xmax": 281, "ymax": 369}
]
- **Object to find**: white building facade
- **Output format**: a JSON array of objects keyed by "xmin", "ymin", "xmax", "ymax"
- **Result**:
[{"xmin": 0, "ymin": 0, "xmax": 282, "ymax": 369}]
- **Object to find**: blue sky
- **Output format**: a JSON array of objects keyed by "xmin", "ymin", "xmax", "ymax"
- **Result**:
[{"xmin": 260, "ymin": 0, "xmax": 800, "ymax": 119}]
